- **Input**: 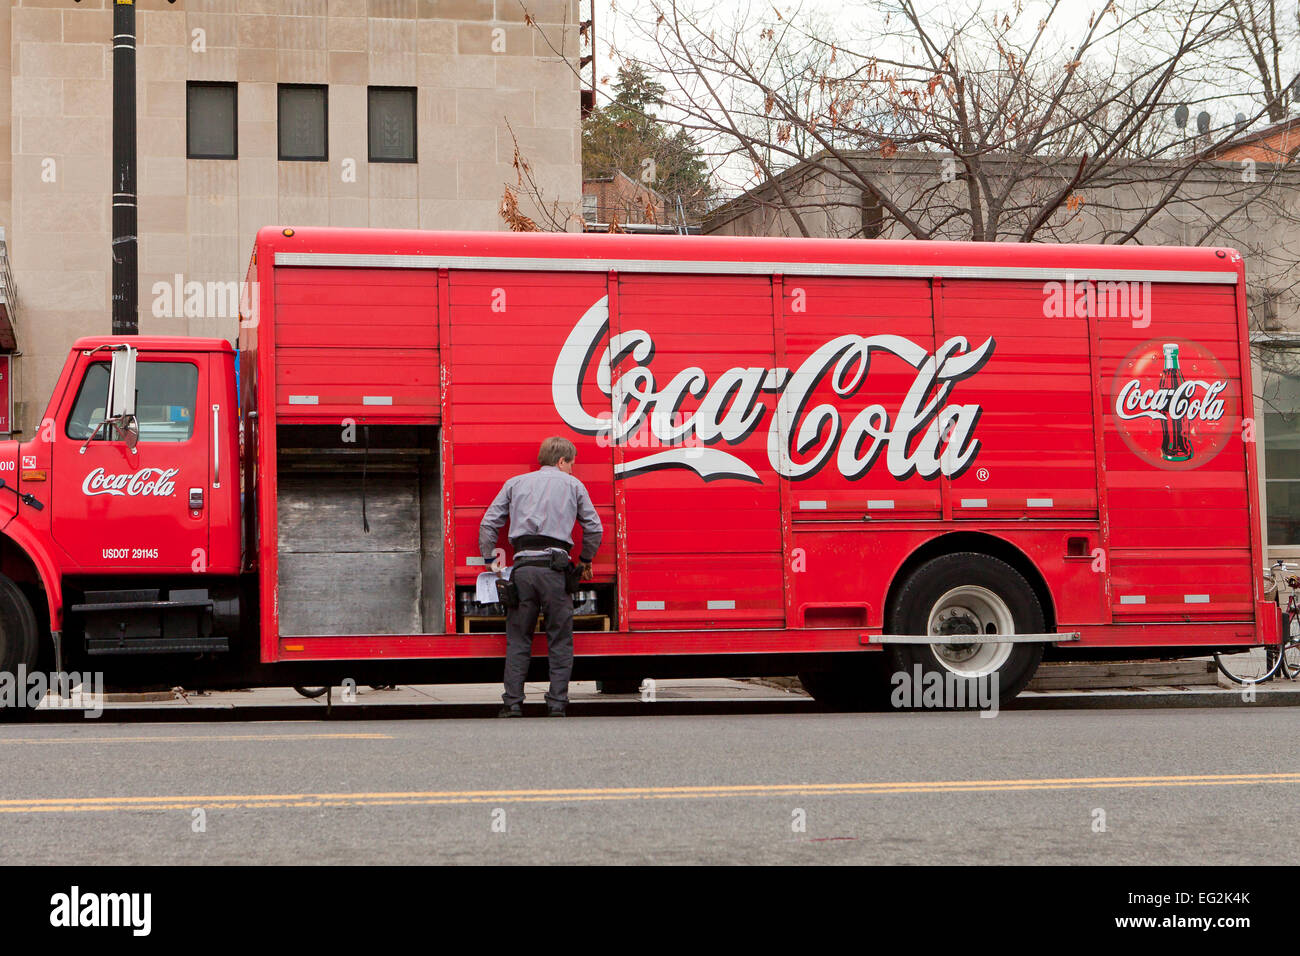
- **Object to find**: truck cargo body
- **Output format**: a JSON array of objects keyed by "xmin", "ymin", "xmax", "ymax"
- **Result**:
[{"xmin": 0, "ymin": 227, "xmax": 1274, "ymax": 699}]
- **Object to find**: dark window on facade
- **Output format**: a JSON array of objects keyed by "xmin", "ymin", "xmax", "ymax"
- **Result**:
[
  {"xmin": 278, "ymin": 84, "xmax": 328, "ymax": 161},
  {"xmin": 861, "ymin": 190, "xmax": 884, "ymax": 239},
  {"xmin": 368, "ymin": 87, "xmax": 417, "ymax": 163},
  {"xmin": 1262, "ymin": 350, "xmax": 1300, "ymax": 547},
  {"xmin": 187, "ymin": 82, "xmax": 238, "ymax": 160},
  {"xmin": 1250, "ymin": 287, "xmax": 1283, "ymax": 331}
]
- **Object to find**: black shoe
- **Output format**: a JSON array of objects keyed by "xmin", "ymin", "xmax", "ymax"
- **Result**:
[
  {"xmin": 546, "ymin": 705, "xmax": 567, "ymax": 718},
  {"xmin": 498, "ymin": 704, "xmax": 523, "ymax": 718}
]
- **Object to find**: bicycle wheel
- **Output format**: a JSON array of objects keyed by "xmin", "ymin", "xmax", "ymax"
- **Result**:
[
  {"xmin": 1215, "ymin": 645, "xmax": 1283, "ymax": 685},
  {"xmin": 1280, "ymin": 640, "xmax": 1300, "ymax": 680}
]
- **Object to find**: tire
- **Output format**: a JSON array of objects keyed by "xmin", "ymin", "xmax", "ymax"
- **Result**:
[
  {"xmin": 886, "ymin": 553, "xmax": 1045, "ymax": 707},
  {"xmin": 0, "ymin": 573, "xmax": 38, "ymax": 677},
  {"xmin": 1283, "ymin": 612, "xmax": 1300, "ymax": 680},
  {"xmin": 596, "ymin": 679, "xmax": 642, "ymax": 695},
  {"xmin": 1214, "ymin": 646, "xmax": 1283, "ymax": 685},
  {"xmin": 797, "ymin": 655, "xmax": 894, "ymax": 711},
  {"xmin": 293, "ymin": 685, "xmax": 329, "ymax": 699},
  {"xmin": 1284, "ymin": 640, "xmax": 1300, "ymax": 681}
]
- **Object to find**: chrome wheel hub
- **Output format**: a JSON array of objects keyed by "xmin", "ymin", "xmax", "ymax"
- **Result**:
[{"xmin": 926, "ymin": 585, "xmax": 1015, "ymax": 676}]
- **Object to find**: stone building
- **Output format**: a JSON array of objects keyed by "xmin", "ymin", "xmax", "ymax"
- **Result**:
[
  {"xmin": 0, "ymin": 0, "xmax": 585, "ymax": 435},
  {"xmin": 703, "ymin": 149, "xmax": 1300, "ymax": 560}
]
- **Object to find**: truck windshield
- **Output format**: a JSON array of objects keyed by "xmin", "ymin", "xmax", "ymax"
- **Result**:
[{"xmin": 66, "ymin": 361, "xmax": 199, "ymax": 442}]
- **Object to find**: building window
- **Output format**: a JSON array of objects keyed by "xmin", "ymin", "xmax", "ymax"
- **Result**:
[
  {"xmin": 368, "ymin": 87, "xmax": 417, "ymax": 163},
  {"xmin": 1261, "ymin": 347, "xmax": 1300, "ymax": 546},
  {"xmin": 861, "ymin": 190, "xmax": 884, "ymax": 239},
  {"xmin": 187, "ymin": 82, "xmax": 238, "ymax": 160},
  {"xmin": 278, "ymin": 85, "xmax": 328, "ymax": 162}
]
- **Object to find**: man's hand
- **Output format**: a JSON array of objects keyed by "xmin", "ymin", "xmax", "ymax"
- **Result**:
[{"xmin": 579, "ymin": 562, "xmax": 593, "ymax": 582}]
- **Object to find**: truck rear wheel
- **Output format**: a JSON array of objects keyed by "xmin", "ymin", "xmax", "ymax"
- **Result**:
[
  {"xmin": 797, "ymin": 656, "xmax": 893, "ymax": 711},
  {"xmin": 887, "ymin": 553, "xmax": 1045, "ymax": 706},
  {"xmin": 0, "ymin": 574, "xmax": 38, "ymax": 675}
]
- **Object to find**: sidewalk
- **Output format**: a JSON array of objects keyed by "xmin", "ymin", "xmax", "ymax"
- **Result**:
[
  {"xmin": 37, "ymin": 675, "xmax": 1300, "ymax": 717},
  {"xmin": 165, "ymin": 679, "xmax": 791, "ymax": 707}
]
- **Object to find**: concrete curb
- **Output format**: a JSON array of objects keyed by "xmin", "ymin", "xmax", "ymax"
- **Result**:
[
  {"xmin": 1009, "ymin": 687, "xmax": 1300, "ymax": 710},
  {"xmin": 5, "ymin": 685, "xmax": 1298, "ymax": 721},
  {"xmin": 1, "ymin": 697, "xmax": 817, "ymax": 724}
]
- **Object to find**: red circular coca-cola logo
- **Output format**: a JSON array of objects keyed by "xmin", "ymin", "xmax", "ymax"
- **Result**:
[{"xmin": 1110, "ymin": 339, "xmax": 1238, "ymax": 470}]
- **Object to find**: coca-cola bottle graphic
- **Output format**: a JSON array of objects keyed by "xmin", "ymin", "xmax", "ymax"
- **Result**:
[{"xmin": 1159, "ymin": 343, "xmax": 1193, "ymax": 462}]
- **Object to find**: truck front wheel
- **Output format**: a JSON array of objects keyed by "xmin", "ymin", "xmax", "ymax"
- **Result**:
[
  {"xmin": 0, "ymin": 574, "xmax": 38, "ymax": 675},
  {"xmin": 886, "ymin": 553, "xmax": 1045, "ymax": 706}
]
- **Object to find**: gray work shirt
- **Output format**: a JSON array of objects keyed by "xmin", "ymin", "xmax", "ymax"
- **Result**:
[{"xmin": 479, "ymin": 465, "xmax": 603, "ymax": 563}]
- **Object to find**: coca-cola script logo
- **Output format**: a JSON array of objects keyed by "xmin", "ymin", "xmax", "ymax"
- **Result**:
[
  {"xmin": 552, "ymin": 297, "xmax": 994, "ymax": 482},
  {"xmin": 1110, "ymin": 339, "xmax": 1237, "ymax": 471},
  {"xmin": 82, "ymin": 467, "xmax": 179, "ymax": 497}
]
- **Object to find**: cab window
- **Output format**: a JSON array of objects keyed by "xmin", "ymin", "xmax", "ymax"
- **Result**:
[{"xmin": 66, "ymin": 361, "xmax": 199, "ymax": 442}]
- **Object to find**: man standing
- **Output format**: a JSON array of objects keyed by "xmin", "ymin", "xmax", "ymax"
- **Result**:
[{"xmin": 480, "ymin": 436, "xmax": 602, "ymax": 717}]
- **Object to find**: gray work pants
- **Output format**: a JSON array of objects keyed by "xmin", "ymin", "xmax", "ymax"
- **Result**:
[{"xmin": 502, "ymin": 565, "xmax": 574, "ymax": 707}]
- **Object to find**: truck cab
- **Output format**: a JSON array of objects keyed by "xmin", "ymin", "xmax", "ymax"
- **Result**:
[{"xmin": 0, "ymin": 337, "xmax": 241, "ymax": 675}]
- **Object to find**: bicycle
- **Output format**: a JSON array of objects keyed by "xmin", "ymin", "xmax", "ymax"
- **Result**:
[{"xmin": 1214, "ymin": 560, "xmax": 1300, "ymax": 685}]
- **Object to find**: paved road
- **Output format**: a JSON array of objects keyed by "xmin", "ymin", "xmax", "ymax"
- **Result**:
[{"xmin": 0, "ymin": 707, "xmax": 1295, "ymax": 864}]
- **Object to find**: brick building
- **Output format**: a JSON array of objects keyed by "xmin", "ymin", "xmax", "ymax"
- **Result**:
[{"xmin": 1209, "ymin": 116, "xmax": 1300, "ymax": 164}]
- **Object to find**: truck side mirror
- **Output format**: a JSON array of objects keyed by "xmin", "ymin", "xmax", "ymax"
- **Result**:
[
  {"xmin": 105, "ymin": 346, "xmax": 138, "ymax": 451},
  {"xmin": 106, "ymin": 346, "xmax": 137, "ymax": 419}
]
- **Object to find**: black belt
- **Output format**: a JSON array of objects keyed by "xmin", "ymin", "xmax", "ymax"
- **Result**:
[
  {"xmin": 512, "ymin": 534, "xmax": 572, "ymax": 551},
  {"xmin": 514, "ymin": 556, "xmax": 562, "ymax": 569}
]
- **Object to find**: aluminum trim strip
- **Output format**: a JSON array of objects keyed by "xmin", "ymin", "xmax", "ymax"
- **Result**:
[
  {"xmin": 869, "ymin": 632, "xmax": 1080, "ymax": 644},
  {"xmin": 274, "ymin": 252, "xmax": 1237, "ymax": 285}
]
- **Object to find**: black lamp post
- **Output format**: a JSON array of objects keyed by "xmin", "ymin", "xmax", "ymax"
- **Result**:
[{"xmin": 111, "ymin": 0, "xmax": 138, "ymax": 336}]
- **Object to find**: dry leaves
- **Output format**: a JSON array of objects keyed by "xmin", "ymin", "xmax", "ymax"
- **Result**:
[{"xmin": 499, "ymin": 186, "xmax": 540, "ymax": 232}]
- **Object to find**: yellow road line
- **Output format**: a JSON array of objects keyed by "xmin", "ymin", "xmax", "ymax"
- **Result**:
[
  {"xmin": 0, "ymin": 733, "xmax": 391, "ymax": 745},
  {"xmin": 1, "ymin": 771, "xmax": 1296, "ymax": 814}
]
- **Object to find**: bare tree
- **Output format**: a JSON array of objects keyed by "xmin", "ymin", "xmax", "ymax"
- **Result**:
[
  {"xmin": 610, "ymin": 0, "xmax": 1300, "ymax": 244},
  {"xmin": 1211, "ymin": 0, "xmax": 1300, "ymax": 122}
]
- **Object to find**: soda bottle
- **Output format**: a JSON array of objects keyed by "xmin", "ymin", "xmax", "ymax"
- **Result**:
[{"xmin": 1159, "ymin": 343, "xmax": 1193, "ymax": 462}]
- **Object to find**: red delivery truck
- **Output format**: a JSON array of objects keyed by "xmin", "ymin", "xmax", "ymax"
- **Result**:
[{"xmin": 0, "ymin": 227, "xmax": 1275, "ymax": 706}]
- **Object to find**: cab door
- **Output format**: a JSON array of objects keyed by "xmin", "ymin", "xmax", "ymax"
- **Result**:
[{"xmin": 52, "ymin": 350, "xmax": 210, "ymax": 571}]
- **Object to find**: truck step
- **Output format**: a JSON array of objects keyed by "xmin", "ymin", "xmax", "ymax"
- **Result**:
[
  {"xmin": 69, "ymin": 588, "xmax": 231, "ymax": 656},
  {"xmin": 71, "ymin": 599, "xmax": 214, "ymax": 614},
  {"xmin": 86, "ymin": 636, "xmax": 230, "ymax": 656}
]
